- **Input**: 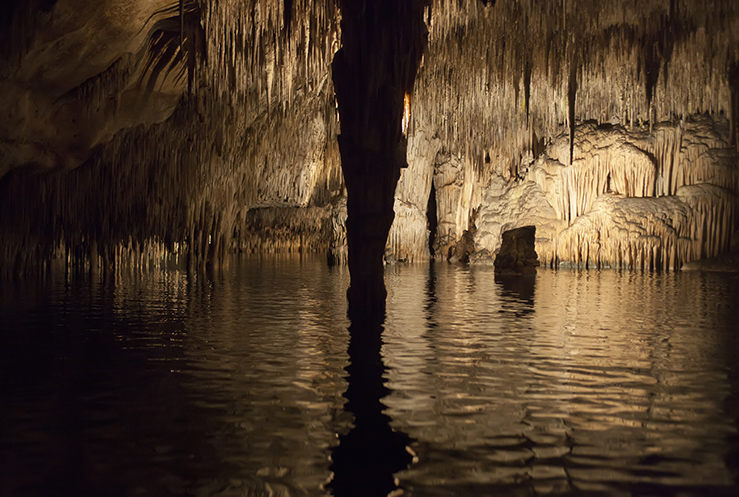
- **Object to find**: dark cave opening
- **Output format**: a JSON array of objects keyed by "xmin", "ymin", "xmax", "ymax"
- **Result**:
[{"xmin": 427, "ymin": 181, "xmax": 438, "ymax": 258}]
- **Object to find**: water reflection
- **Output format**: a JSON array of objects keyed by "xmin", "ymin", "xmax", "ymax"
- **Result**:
[
  {"xmin": 329, "ymin": 314, "xmax": 413, "ymax": 496},
  {"xmin": 2, "ymin": 260, "xmax": 738, "ymax": 496},
  {"xmin": 495, "ymin": 273, "xmax": 536, "ymax": 308},
  {"xmin": 383, "ymin": 267, "xmax": 738, "ymax": 495},
  {"xmin": 0, "ymin": 258, "xmax": 352, "ymax": 497}
]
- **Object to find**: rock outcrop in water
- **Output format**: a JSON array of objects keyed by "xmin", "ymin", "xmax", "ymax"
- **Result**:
[
  {"xmin": 0, "ymin": 0, "xmax": 738, "ymax": 275},
  {"xmin": 681, "ymin": 252, "xmax": 739, "ymax": 272},
  {"xmin": 494, "ymin": 226, "xmax": 539, "ymax": 275}
]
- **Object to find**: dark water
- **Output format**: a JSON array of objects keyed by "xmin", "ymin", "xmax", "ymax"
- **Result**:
[{"xmin": 1, "ymin": 257, "xmax": 738, "ymax": 496}]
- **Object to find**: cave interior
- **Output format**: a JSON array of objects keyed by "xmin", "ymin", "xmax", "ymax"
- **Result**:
[{"xmin": 1, "ymin": 0, "xmax": 738, "ymax": 298}]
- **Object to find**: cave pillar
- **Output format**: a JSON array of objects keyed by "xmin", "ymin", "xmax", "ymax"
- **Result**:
[
  {"xmin": 332, "ymin": 0, "xmax": 427, "ymax": 317},
  {"xmin": 339, "ymin": 134, "xmax": 400, "ymax": 316},
  {"xmin": 730, "ymin": 62, "xmax": 739, "ymax": 150}
]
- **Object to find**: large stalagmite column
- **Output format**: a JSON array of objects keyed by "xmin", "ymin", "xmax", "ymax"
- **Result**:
[{"xmin": 332, "ymin": 0, "xmax": 427, "ymax": 316}]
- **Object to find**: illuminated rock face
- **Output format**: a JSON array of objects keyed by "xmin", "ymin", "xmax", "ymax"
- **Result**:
[
  {"xmin": 388, "ymin": 117, "xmax": 738, "ymax": 270},
  {"xmin": 472, "ymin": 116, "xmax": 739, "ymax": 270},
  {"xmin": 389, "ymin": 115, "xmax": 738, "ymax": 271},
  {"xmin": 386, "ymin": 0, "xmax": 739, "ymax": 270},
  {"xmin": 0, "ymin": 0, "xmax": 343, "ymax": 273},
  {"xmin": 386, "ymin": 125, "xmax": 439, "ymax": 263}
]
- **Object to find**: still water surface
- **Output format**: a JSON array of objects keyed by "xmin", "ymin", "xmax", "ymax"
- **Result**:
[{"xmin": 1, "ymin": 257, "xmax": 738, "ymax": 496}]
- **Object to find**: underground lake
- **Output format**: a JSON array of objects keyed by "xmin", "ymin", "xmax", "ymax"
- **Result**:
[{"xmin": 1, "ymin": 256, "xmax": 738, "ymax": 496}]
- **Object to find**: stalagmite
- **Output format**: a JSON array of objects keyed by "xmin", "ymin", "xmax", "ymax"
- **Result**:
[{"xmin": 332, "ymin": 0, "xmax": 427, "ymax": 314}]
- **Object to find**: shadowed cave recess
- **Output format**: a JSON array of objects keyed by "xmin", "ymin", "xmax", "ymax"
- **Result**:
[{"xmin": 1, "ymin": 0, "xmax": 739, "ymax": 288}]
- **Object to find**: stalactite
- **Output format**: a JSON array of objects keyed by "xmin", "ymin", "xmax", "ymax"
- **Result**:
[
  {"xmin": 389, "ymin": 0, "xmax": 739, "ymax": 267},
  {"xmin": 0, "ymin": 0, "xmax": 343, "ymax": 275},
  {"xmin": 414, "ymin": 0, "xmax": 738, "ymax": 188},
  {"xmin": 568, "ymin": 51, "xmax": 579, "ymax": 166}
]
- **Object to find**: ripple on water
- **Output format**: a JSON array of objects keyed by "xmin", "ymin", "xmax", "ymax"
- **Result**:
[
  {"xmin": 384, "ymin": 266, "xmax": 739, "ymax": 495},
  {"xmin": 1, "ymin": 260, "xmax": 738, "ymax": 496}
]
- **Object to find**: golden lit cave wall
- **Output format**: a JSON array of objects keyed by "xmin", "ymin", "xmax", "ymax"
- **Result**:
[
  {"xmin": 0, "ymin": 93, "xmax": 343, "ymax": 273},
  {"xmin": 386, "ymin": 0, "xmax": 739, "ymax": 269},
  {"xmin": 470, "ymin": 116, "xmax": 739, "ymax": 270}
]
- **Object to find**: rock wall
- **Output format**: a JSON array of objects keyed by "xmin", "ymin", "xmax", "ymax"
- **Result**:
[
  {"xmin": 0, "ymin": 0, "xmax": 198, "ymax": 176},
  {"xmin": 388, "ymin": 114, "xmax": 739, "ymax": 270},
  {"xmin": 473, "ymin": 115, "xmax": 739, "ymax": 270}
]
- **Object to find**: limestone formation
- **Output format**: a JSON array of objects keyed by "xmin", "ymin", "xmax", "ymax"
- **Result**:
[
  {"xmin": 332, "ymin": 0, "xmax": 427, "ymax": 314},
  {"xmin": 472, "ymin": 115, "xmax": 739, "ymax": 270},
  {"xmin": 385, "ymin": 125, "xmax": 439, "ymax": 263},
  {"xmin": 1, "ymin": 0, "xmax": 343, "ymax": 275},
  {"xmin": 0, "ymin": 0, "xmax": 198, "ymax": 176},
  {"xmin": 385, "ymin": 0, "xmax": 739, "ymax": 269},
  {"xmin": 0, "ymin": 1, "xmax": 738, "ymax": 276}
]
